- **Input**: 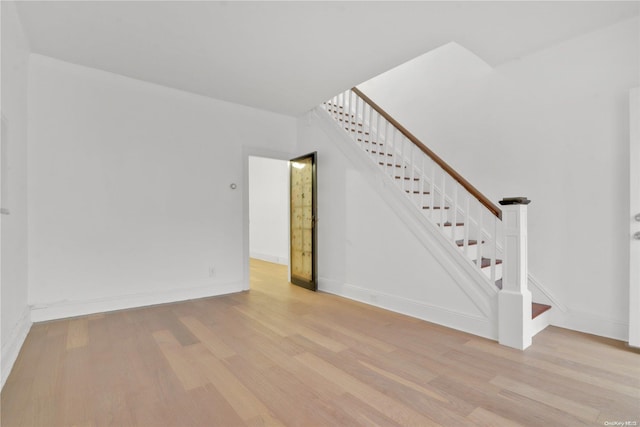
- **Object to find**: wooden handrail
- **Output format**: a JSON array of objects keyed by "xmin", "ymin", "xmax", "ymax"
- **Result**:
[{"xmin": 352, "ymin": 87, "xmax": 502, "ymax": 219}]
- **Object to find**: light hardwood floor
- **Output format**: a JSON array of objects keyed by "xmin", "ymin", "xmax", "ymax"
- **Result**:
[{"xmin": 2, "ymin": 258, "xmax": 639, "ymax": 426}]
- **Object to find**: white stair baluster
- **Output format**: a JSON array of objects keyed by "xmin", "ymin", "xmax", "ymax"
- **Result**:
[
  {"xmin": 476, "ymin": 202, "xmax": 484, "ymax": 273},
  {"xmin": 451, "ymin": 183, "xmax": 458, "ymax": 236},
  {"xmin": 382, "ymin": 119, "xmax": 390, "ymax": 176},
  {"xmin": 491, "ymin": 216, "xmax": 498, "ymax": 285},
  {"xmin": 355, "ymin": 94, "xmax": 361, "ymax": 147},
  {"xmin": 440, "ymin": 173, "xmax": 446, "ymax": 229},
  {"xmin": 409, "ymin": 145, "xmax": 416, "ymax": 206},
  {"xmin": 420, "ymin": 155, "xmax": 427, "ymax": 211},
  {"xmin": 348, "ymin": 92, "xmax": 354, "ymax": 138},
  {"xmin": 429, "ymin": 166, "xmax": 436, "ymax": 223},
  {"xmin": 339, "ymin": 91, "xmax": 344, "ymax": 126},
  {"xmin": 463, "ymin": 196, "xmax": 470, "ymax": 258},
  {"xmin": 367, "ymin": 101, "xmax": 373, "ymax": 153}
]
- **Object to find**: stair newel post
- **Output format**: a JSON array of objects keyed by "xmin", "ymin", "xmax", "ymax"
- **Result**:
[{"xmin": 498, "ymin": 197, "xmax": 532, "ymax": 350}]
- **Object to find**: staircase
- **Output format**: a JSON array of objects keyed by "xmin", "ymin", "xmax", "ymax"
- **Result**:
[{"xmin": 321, "ymin": 87, "xmax": 550, "ymax": 348}]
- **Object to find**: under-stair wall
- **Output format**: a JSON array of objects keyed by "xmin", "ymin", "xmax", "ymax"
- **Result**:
[{"xmin": 297, "ymin": 110, "xmax": 500, "ymax": 340}]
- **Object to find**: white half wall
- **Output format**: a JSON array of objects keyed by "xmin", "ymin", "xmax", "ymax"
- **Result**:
[
  {"xmin": 249, "ymin": 156, "xmax": 289, "ymax": 265},
  {"xmin": 359, "ymin": 17, "xmax": 640, "ymax": 340},
  {"xmin": 27, "ymin": 54, "xmax": 296, "ymax": 321},
  {"xmin": 1, "ymin": 1, "xmax": 32, "ymax": 389}
]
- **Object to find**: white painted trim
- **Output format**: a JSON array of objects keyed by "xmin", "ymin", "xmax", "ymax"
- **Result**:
[
  {"xmin": 1, "ymin": 307, "xmax": 32, "ymax": 390},
  {"xmin": 30, "ymin": 281, "xmax": 243, "ymax": 322},
  {"xmin": 250, "ymin": 252, "xmax": 288, "ymax": 265},
  {"xmin": 629, "ymin": 87, "xmax": 640, "ymax": 347},
  {"xmin": 498, "ymin": 204, "xmax": 532, "ymax": 350},
  {"xmin": 320, "ymin": 278, "xmax": 496, "ymax": 340},
  {"xmin": 551, "ymin": 310, "xmax": 628, "ymax": 342}
]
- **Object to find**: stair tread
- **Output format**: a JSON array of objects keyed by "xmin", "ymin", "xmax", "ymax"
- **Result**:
[
  {"xmin": 456, "ymin": 239, "xmax": 483, "ymax": 246},
  {"xmin": 476, "ymin": 257, "xmax": 503, "ymax": 268},
  {"xmin": 532, "ymin": 303, "xmax": 552, "ymax": 319},
  {"xmin": 358, "ymin": 139, "xmax": 382, "ymax": 146},
  {"xmin": 423, "ymin": 206, "xmax": 450, "ymax": 210},
  {"xmin": 405, "ymin": 190, "xmax": 430, "ymax": 195},
  {"xmin": 379, "ymin": 163, "xmax": 405, "ymax": 168},
  {"xmin": 395, "ymin": 176, "xmax": 420, "ymax": 181},
  {"xmin": 327, "ymin": 110, "xmax": 355, "ymax": 120},
  {"xmin": 366, "ymin": 150, "xmax": 393, "ymax": 156},
  {"xmin": 337, "ymin": 118, "xmax": 362, "ymax": 126}
]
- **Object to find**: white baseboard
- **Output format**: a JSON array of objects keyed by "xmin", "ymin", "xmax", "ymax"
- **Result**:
[
  {"xmin": 319, "ymin": 278, "xmax": 497, "ymax": 341},
  {"xmin": 551, "ymin": 310, "xmax": 628, "ymax": 342},
  {"xmin": 527, "ymin": 275, "xmax": 628, "ymax": 341},
  {"xmin": 1, "ymin": 307, "xmax": 32, "ymax": 390},
  {"xmin": 30, "ymin": 281, "xmax": 244, "ymax": 322},
  {"xmin": 250, "ymin": 252, "xmax": 288, "ymax": 266}
]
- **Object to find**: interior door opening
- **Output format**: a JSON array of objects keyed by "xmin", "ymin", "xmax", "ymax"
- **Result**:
[{"xmin": 247, "ymin": 156, "xmax": 290, "ymax": 288}]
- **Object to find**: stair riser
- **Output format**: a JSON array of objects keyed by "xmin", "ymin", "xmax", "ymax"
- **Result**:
[
  {"xmin": 395, "ymin": 179, "xmax": 425, "ymax": 191},
  {"xmin": 459, "ymin": 244, "xmax": 479, "ymax": 261},
  {"xmin": 422, "ymin": 208, "xmax": 453, "ymax": 224},
  {"xmin": 442, "ymin": 226, "xmax": 466, "ymax": 241},
  {"xmin": 406, "ymin": 190, "xmax": 433, "ymax": 202},
  {"xmin": 481, "ymin": 263, "xmax": 502, "ymax": 281},
  {"xmin": 531, "ymin": 310, "xmax": 551, "ymax": 336}
]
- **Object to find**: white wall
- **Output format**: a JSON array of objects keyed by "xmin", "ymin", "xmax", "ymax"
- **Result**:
[
  {"xmin": 249, "ymin": 156, "xmax": 289, "ymax": 265},
  {"xmin": 1, "ymin": 1, "xmax": 31, "ymax": 389},
  {"xmin": 359, "ymin": 17, "xmax": 640, "ymax": 340},
  {"xmin": 27, "ymin": 55, "xmax": 296, "ymax": 321},
  {"xmin": 297, "ymin": 112, "xmax": 495, "ymax": 338}
]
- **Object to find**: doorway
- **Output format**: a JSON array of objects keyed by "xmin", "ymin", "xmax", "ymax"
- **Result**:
[{"xmin": 247, "ymin": 155, "xmax": 290, "ymax": 288}]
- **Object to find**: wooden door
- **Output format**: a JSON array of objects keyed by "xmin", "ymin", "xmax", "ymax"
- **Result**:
[{"xmin": 290, "ymin": 152, "xmax": 317, "ymax": 291}]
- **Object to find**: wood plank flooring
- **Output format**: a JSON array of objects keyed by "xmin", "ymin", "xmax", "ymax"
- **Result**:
[{"xmin": 2, "ymin": 258, "xmax": 639, "ymax": 426}]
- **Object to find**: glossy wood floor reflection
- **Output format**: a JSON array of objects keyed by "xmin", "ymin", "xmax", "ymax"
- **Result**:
[{"xmin": 2, "ymin": 259, "xmax": 639, "ymax": 426}]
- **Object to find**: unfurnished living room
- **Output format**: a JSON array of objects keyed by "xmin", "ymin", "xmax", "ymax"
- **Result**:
[{"xmin": 1, "ymin": 1, "xmax": 639, "ymax": 426}]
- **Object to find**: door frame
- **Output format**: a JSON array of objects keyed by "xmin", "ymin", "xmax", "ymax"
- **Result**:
[
  {"xmin": 242, "ymin": 147, "xmax": 293, "ymax": 291},
  {"xmin": 630, "ymin": 87, "xmax": 639, "ymax": 347}
]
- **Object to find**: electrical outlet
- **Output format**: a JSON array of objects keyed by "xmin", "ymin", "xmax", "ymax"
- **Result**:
[{"xmin": 208, "ymin": 267, "xmax": 216, "ymax": 278}]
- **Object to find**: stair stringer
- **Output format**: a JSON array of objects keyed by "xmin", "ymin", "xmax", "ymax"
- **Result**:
[{"xmin": 310, "ymin": 108, "xmax": 499, "ymax": 340}]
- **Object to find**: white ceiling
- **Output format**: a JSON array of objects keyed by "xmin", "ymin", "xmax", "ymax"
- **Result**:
[{"xmin": 14, "ymin": 1, "xmax": 640, "ymax": 116}]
